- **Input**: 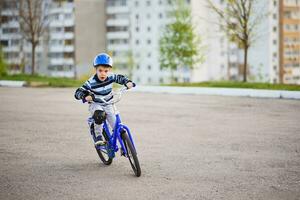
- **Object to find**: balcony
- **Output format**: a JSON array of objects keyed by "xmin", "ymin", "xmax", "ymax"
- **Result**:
[
  {"xmin": 50, "ymin": 70, "xmax": 74, "ymax": 78},
  {"xmin": 0, "ymin": 21, "xmax": 19, "ymax": 28},
  {"xmin": 64, "ymin": 45, "xmax": 74, "ymax": 52},
  {"xmin": 0, "ymin": 34, "xmax": 21, "ymax": 40},
  {"xmin": 106, "ymin": 6, "xmax": 129, "ymax": 14},
  {"xmin": 50, "ymin": 58, "xmax": 64, "ymax": 65},
  {"xmin": 107, "ymin": 19, "xmax": 129, "ymax": 27},
  {"xmin": 64, "ymin": 19, "xmax": 75, "ymax": 27},
  {"xmin": 49, "ymin": 3, "xmax": 74, "ymax": 14},
  {"xmin": 64, "ymin": 58, "xmax": 74, "ymax": 65},
  {"xmin": 49, "ymin": 58, "xmax": 74, "ymax": 65},
  {"xmin": 49, "ymin": 45, "xmax": 64, "ymax": 52},
  {"xmin": 50, "ymin": 32, "xmax": 74, "ymax": 40},
  {"xmin": 283, "ymin": 19, "xmax": 300, "ymax": 24},
  {"xmin": 106, "ymin": 32, "xmax": 129, "ymax": 39},
  {"xmin": 50, "ymin": 19, "xmax": 74, "ymax": 27},
  {"xmin": 3, "ymin": 46, "xmax": 19, "ymax": 52},
  {"xmin": 107, "ymin": 44, "xmax": 130, "ymax": 51}
]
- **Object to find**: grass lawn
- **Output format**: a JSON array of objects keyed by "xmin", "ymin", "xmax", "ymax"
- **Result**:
[
  {"xmin": 1, "ymin": 74, "xmax": 300, "ymax": 91},
  {"xmin": 165, "ymin": 81, "xmax": 300, "ymax": 91},
  {"xmin": 0, "ymin": 74, "xmax": 84, "ymax": 87}
]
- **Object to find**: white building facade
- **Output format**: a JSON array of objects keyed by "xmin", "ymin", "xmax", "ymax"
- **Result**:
[
  {"xmin": 0, "ymin": 0, "xmax": 45, "ymax": 74},
  {"xmin": 128, "ymin": 0, "xmax": 242, "ymax": 84},
  {"xmin": 47, "ymin": 0, "xmax": 76, "ymax": 77},
  {"xmin": 106, "ymin": 0, "xmax": 131, "ymax": 75}
]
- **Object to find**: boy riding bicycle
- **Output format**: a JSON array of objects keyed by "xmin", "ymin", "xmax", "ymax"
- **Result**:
[{"xmin": 74, "ymin": 53, "xmax": 134, "ymax": 146}]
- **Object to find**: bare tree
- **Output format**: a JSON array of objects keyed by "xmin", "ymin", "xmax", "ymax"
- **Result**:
[
  {"xmin": 18, "ymin": 0, "xmax": 49, "ymax": 75},
  {"xmin": 208, "ymin": 0, "xmax": 266, "ymax": 82}
]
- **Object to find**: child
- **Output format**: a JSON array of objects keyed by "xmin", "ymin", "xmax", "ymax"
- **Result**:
[{"xmin": 74, "ymin": 53, "xmax": 134, "ymax": 146}]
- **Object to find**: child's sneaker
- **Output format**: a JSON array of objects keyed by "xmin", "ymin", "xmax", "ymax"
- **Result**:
[{"xmin": 94, "ymin": 136, "xmax": 106, "ymax": 146}]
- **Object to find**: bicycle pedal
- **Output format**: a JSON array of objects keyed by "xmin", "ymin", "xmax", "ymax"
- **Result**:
[{"xmin": 94, "ymin": 140, "xmax": 107, "ymax": 146}]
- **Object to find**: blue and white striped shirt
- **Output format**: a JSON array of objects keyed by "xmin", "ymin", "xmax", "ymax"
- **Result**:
[{"xmin": 79, "ymin": 73, "xmax": 131, "ymax": 97}]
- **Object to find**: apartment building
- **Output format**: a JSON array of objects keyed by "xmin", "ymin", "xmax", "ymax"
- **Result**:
[
  {"xmin": 106, "ymin": 0, "xmax": 131, "ymax": 76},
  {"xmin": 279, "ymin": 0, "xmax": 300, "ymax": 84},
  {"xmin": 0, "ymin": 0, "xmax": 106, "ymax": 78},
  {"xmin": 269, "ymin": 0, "xmax": 300, "ymax": 84},
  {"xmin": 47, "ymin": 0, "xmax": 75, "ymax": 77},
  {"xmin": 191, "ymin": 0, "xmax": 242, "ymax": 82},
  {"xmin": 0, "ymin": 0, "xmax": 45, "ymax": 74},
  {"xmin": 128, "ymin": 0, "xmax": 174, "ymax": 84}
]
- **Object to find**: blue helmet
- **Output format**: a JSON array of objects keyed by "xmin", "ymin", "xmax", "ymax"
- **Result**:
[{"xmin": 93, "ymin": 53, "xmax": 113, "ymax": 67}]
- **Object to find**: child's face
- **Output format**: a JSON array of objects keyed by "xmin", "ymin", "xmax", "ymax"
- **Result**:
[{"xmin": 96, "ymin": 66, "xmax": 111, "ymax": 81}]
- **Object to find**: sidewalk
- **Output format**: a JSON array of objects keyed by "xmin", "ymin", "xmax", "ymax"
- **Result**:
[
  {"xmin": 133, "ymin": 85, "xmax": 300, "ymax": 100},
  {"xmin": 1, "ymin": 80, "xmax": 300, "ymax": 100}
]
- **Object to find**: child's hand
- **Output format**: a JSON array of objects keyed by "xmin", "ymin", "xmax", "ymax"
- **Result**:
[
  {"xmin": 126, "ymin": 82, "xmax": 134, "ymax": 89},
  {"xmin": 85, "ymin": 95, "xmax": 93, "ymax": 102}
]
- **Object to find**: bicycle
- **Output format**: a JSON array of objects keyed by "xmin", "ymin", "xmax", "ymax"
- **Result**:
[{"xmin": 83, "ymin": 87, "xmax": 141, "ymax": 177}]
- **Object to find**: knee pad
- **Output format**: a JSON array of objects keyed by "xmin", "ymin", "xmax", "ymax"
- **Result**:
[{"xmin": 93, "ymin": 110, "xmax": 106, "ymax": 125}]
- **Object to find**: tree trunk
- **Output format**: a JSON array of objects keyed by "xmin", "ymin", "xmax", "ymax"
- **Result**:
[
  {"xmin": 170, "ymin": 70, "xmax": 176, "ymax": 83},
  {"xmin": 31, "ymin": 44, "xmax": 35, "ymax": 75},
  {"xmin": 243, "ymin": 46, "xmax": 248, "ymax": 82}
]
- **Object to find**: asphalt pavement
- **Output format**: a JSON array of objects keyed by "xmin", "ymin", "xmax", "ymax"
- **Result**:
[{"xmin": 0, "ymin": 87, "xmax": 299, "ymax": 200}]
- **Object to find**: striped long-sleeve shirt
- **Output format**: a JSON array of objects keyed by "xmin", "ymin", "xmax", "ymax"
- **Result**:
[{"xmin": 74, "ymin": 73, "xmax": 131, "ymax": 100}]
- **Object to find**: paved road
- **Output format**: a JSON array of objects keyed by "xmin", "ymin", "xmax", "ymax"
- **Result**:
[{"xmin": 0, "ymin": 87, "xmax": 300, "ymax": 200}]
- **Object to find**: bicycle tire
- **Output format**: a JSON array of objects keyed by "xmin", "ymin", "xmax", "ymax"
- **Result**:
[
  {"xmin": 121, "ymin": 132, "xmax": 141, "ymax": 177},
  {"xmin": 96, "ymin": 129, "xmax": 113, "ymax": 165}
]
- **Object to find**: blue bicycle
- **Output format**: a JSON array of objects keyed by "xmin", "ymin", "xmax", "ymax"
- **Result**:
[{"xmin": 85, "ymin": 87, "xmax": 141, "ymax": 177}]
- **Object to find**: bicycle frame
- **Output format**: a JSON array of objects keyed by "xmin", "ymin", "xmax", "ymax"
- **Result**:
[
  {"xmin": 88, "ymin": 110, "xmax": 137, "ymax": 159},
  {"xmin": 86, "ymin": 87, "xmax": 137, "ymax": 159}
]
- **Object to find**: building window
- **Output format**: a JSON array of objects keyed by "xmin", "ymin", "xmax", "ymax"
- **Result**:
[
  {"xmin": 146, "ymin": 0, "xmax": 151, "ymax": 6},
  {"xmin": 148, "ymin": 77, "xmax": 152, "ymax": 83},
  {"xmin": 136, "ymin": 64, "xmax": 140, "ymax": 70},
  {"xmin": 0, "ymin": 40, "xmax": 9, "ymax": 47},
  {"xmin": 159, "ymin": 78, "xmax": 164, "ymax": 83},
  {"xmin": 147, "ymin": 39, "xmax": 151, "ymax": 44},
  {"xmin": 148, "ymin": 65, "xmax": 151, "ymax": 70},
  {"xmin": 273, "ymin": 26, "xmax": 277, "ymax": 32},
  {"xmin": 136, "ymin": 39, "xmax": 139, "ymax": 45},
  {"xmin": 147, "ymin": 13, "xmax": 151, "ymax": 19},
  {"xmin": 136, "ymin": 27, "xmax": 139, "ymax": 32},
  {"xmin": 147, "ymin": 26, "xmax": 151, "ymax": 32},
  {"xmin": 147, "ymin": 52, "xmax": 151, "ymax": 57},
  {"xmin": 159, "ymin": 13, "xmax": 163, "ymax": 18},
  {"xmin": 135, "ymin": 1, "xmax": 139, "ymax": 6},
  {"xmin": 135, "ymin": 14, "xmax": 139, "ymax": 19}
]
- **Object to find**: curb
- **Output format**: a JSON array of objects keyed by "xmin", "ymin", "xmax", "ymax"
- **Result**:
[
  {"xmin": 132, "ymin": 86, "xmax": 300, "ymax": 100},
  {"xmin": 0, "ymin": 80, "xmax": 26, "ymax": 87}
]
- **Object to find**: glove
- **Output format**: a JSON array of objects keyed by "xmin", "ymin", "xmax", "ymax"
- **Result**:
[{"xmin": 74, "ymin": 88, "xmax": 90, "ymax": 100}]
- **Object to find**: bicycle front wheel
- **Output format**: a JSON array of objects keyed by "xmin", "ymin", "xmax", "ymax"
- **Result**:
[
  {"xmin": 121, "ymin": 132, "xmax": 141, "ymax": 177},
  {"xmin": 96, "ymin": 129, "xmax": 113, "ymax": 165}
]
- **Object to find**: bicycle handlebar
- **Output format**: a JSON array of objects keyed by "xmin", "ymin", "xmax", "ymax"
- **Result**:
[{"xmin": 82, "ymin": 84, "xmax": 135, "ymax": 105}]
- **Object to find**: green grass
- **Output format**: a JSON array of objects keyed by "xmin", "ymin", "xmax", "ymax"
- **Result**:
[
  {"xmin": 1, "ymin": 74, "xmax": 300, "ymax": 91},
  {"xmin": 0, "ymin": 74, "xmax": 84, "ymax": 87},
  {"xmin": 164, "ymin": 81, "xmax": 300, "ymax": 91}
]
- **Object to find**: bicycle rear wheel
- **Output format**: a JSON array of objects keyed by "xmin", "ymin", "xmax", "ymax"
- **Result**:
[
  {"xmin": 121, "ymin": 132, "xmax": 141, "ymax": 177},
  {"xmin": 95, "ymin": 129, "xmax": 113, "ymax": 165}
]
